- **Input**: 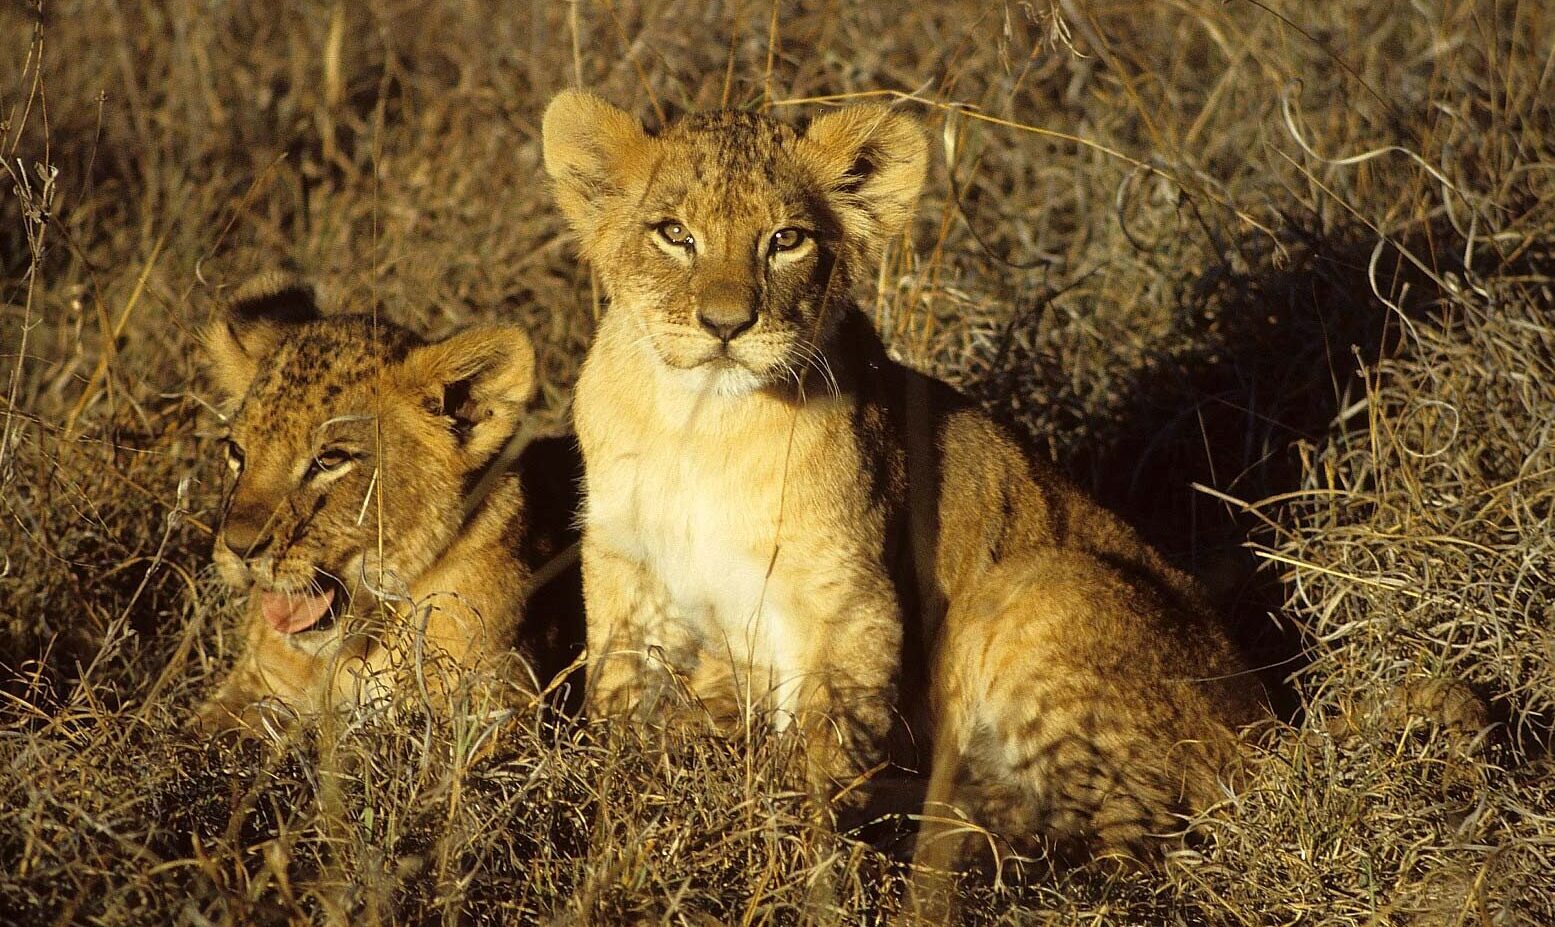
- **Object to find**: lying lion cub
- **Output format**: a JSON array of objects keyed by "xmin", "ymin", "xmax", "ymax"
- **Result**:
[
  {"xmin": 541, "ymin": 90, "xmax": 1264, "ymax": 883},
  {"xmin": 195, "ymin": 276, "xmax": 581, "ymax": 734}
]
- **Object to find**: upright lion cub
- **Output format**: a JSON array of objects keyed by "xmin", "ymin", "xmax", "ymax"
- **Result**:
[
  {"xmin": 544, "ymin": 93, "xmax": 929, "ymax": 800},
  {"xmin": 541, "ymin": 90, "xmax": 1264, "ymax": 882},
  {"xmin": 196, "ymin": 276, "xmax": 581, "ymax": 733}
]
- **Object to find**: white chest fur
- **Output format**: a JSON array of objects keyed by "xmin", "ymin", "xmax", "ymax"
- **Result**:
[
  {"xmin": 589, "ymin": 395, "xmax": 794, "ymax": 660},
  {"xmin": 575, "ymin": 326, "xmax": 842, "ymax": 709}
]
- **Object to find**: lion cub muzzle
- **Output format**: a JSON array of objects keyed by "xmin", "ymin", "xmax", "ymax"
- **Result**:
[{"xmin": 693, "ymin": 274, "xmax": 758, "ymax": 345}]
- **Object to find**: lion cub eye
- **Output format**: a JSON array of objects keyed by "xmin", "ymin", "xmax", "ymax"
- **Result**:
[
  {"xmin": 655, "ymin": 221, "xmax": 695, "ymax": 250},
  {"xmin": 309, "ymin": 447, "xmax": 356, "ymax": 477},
  {"xmin": 769, "ymin": 227, "xmax": 807, "ymax": 254},
  {"xmin": 223, "ymin": 439, "xmax": 245, "ymax": 475}
]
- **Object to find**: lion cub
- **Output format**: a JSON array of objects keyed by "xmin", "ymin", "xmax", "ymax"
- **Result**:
[
  {"xmin": 195, "ymin": 276, "xmax": 581, "ymax": 734},
  {"xmin": 541, "ymin": 91, "xmax": 1263, "ymax": 871},
  {"xmin": 544, "ymin": 92, "xmax": 931, "ymax": 802}
]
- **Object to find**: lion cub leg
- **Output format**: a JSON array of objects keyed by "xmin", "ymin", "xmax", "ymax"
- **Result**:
[
  {"xmin": 195, "ymin": 606, "xmax": 321, "ymax": 735},
  {"xmin": 784, "ymin": 571, "xmax": 904, "ymax": 810},
  {"xmin": 580, "ymin": 540, "xmax": 697, "ymax": 723},
  {"xmin": 907, "ymin": 715, "xmax": 975, "ymax": 924}
]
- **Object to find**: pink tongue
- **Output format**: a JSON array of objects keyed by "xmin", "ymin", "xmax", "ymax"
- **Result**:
[{"xmin": 260, "ymin": 588, "xmax": 336, "ymax": 634}]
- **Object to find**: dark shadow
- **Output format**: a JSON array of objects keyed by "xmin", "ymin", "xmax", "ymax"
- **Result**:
[{"xmin": 515, "ymin": 433, "xmax": 588, "ymax": 717}]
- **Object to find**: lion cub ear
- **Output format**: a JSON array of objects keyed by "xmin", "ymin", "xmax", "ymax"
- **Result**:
[
  {"xmin": 398, "ymin": 325, "xmax": 536, "ymax": 462},
  {"xmin": 797, "ymin": 105, "xmax": 928, "ymax": 256},
  {"xmin": 541, "ymin": 89, "xmax": 656, "ymax": 252},
  {"xmin": 202, "ymin": 274, "xmax": 322, "ymax": 403}
]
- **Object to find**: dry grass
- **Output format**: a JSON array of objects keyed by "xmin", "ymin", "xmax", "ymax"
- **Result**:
[{"xmin": 3, "ymin": 0, "xmax": 1554, "ymax": 923}]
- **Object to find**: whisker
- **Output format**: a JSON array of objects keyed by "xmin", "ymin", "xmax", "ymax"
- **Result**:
[
  {"xmin": 793, "ymin": 342, "xmax": 841, "ymax": 398},
  {"xmin": 782, "ymin": 362, "xmax": 807, "ymax": 402}
]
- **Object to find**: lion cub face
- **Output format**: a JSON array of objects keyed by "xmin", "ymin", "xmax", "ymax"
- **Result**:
[
  {"xmin": 204, "ymin": 278, "xmax": 534, "ymax": 636},
  {"xmin": 543, "ymin": 92, "xmax": 926, "ymax": 396}
]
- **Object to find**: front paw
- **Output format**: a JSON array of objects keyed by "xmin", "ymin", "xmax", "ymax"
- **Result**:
[
  {"xmin": 585, "ymin": 644, "xmax": 673, "ymax": 720},
  {"xmin": 191, "ymin": 693, "xmax": 296, "ymax": 740},
  {"xmin": 585, "ymin": 674, "xmax": 654, "ymax": 722}
]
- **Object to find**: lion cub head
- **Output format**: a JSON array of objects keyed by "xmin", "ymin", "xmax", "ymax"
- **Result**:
[
  {"xmin": 542, "ymin": 91, "xmax": 926, "ymax": 396},
  {"xmin": 203, "ymin": 276, "xmax": 535, "ymax": 635}
]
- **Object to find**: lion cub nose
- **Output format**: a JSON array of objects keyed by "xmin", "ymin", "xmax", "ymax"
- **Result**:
[
  {"xmin": 696, "ymin": 304, "xmax": 757, "ymax": 344},
  {"xmin": 222, "ymin": 523, "xmax": 272, "ymax": 560}
]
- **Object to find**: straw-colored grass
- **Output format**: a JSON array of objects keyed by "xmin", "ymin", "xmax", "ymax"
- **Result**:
[{"xmin": 3, "ymin": 1, "xmax": 1552, "ymax": 923}]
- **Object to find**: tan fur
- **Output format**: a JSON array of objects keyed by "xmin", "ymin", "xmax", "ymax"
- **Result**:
[
  {"xmin": 194, "ymin": 276, "xmax": 576, "ymax": 734},
  {"xmin": 545, "ymin": 92, "xmax": 928, "ymax": 802},
  {"xmin": 540, "ymin": 92, "xmax": 1266, "ymax": 895}
]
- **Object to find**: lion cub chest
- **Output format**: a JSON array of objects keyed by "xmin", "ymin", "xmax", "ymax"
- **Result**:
[{"xmin": 581, "ymin": 396, "xmax": 808, "ymax": 650}]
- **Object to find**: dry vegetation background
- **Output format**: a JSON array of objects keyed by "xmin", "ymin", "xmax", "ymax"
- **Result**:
[{"xmin": 3, "ymin": 0, "xmax": 1554, "ymax": 924}]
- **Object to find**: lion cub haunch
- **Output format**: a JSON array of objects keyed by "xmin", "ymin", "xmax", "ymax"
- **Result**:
[
  {"xmin": 911, "ymin": 415, "xmax": 1269, "ymax": 915},
  {"xmin": 195, "ymin": 276, "xmax": 581, "ymax": 734}
]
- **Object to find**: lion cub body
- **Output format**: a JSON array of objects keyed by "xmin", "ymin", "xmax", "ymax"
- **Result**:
[
  {"xmin": 575, "ymin": 308, "xmax": 904, "ymax": 737},
  {"xmin": 542, "ymin": 91, "xmax": 1264, "ymax": 880},
  {"xmin": 196, "ymin": 278, "xmax": 580, "ymax": 733}
]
